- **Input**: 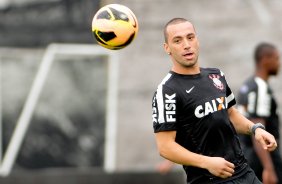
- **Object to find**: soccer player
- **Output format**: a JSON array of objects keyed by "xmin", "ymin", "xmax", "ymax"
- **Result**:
[
  {"xmin": 152, "ymin": 18, "xmax": 277, "ymax": 184},
  {"xmin": 237, "ymin": 42, "xmax": 282, "ymax": 184}
]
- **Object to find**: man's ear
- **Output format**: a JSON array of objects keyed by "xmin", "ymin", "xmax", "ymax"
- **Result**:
[{"xmin": 164, "ymin": 43, "xmax": 171, "ymax": 55}]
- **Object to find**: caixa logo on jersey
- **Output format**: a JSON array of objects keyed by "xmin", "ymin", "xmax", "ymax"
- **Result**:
[{"xmin": 194, "ymin": 96, "xmax": 227, "ymax": 118}]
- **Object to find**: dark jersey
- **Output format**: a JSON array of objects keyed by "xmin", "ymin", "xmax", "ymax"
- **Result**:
[
  {"xmin": 237, "ymin": 76, "xmax": 280, "ymax": 147},
  {"xmin": 152, "ymin": 68, "xmax": 248, "ymax": 184}
]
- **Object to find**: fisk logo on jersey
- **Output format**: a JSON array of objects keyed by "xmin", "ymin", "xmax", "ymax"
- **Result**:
[
  {"xmin": 152, "ymin": 96, "xmax": 158, "ymax": 123},
  {"xmin": 165, "ymin": 93, "xmax": 176, "ymax": 122},
  {"xmin": 194, "ymin": 96, "xmax": 227, "ymax": 118}
]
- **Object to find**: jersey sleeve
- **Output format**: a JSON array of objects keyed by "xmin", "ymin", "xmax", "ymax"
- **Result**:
[
  {"xmin": 152, "ymin": 85, "xmax": 178, "ymax": 133},
  {"xmin": 236, "ymin": 84, "xmax": 249, "ymax": 116},
  {"xmin": 237, "ymin": 84, "xmax": 249, "ymax": 106},
  {"xmin": 220, "ymin": 70, "xmax": 236, "ymax": 108}
]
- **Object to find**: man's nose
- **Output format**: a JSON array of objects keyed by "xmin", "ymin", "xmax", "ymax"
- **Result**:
[{"xmin": 183, "ymin": 39, "xmax": 191, "ymax": 49}]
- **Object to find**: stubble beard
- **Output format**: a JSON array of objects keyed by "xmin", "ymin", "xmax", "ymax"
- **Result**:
[{"xmin": 181, "ymin": 55, "xmax": 198, "ymax": 68}]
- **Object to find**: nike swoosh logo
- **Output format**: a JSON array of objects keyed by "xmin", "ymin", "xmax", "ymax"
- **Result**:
[{"xmin": 186, "ymin": 86, "xmax": 195, "ymax": 93}]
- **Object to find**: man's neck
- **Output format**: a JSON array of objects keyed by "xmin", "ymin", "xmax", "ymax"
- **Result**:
[
  {"xmin": 171, "ymin": 66, "xmax": 200, "ymax": 75},
  {"xmin": 255, "ymin": 70, "xmax": 269, "ymax": 81}
]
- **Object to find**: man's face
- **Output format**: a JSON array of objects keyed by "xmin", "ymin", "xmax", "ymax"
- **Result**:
[
  {"xmin": 164, "ymin": 21, "xmax": 200, "ymax": 69},
  {"xmin": 266, "ymin": 49, "xmax": 280, "ymax": 76}
]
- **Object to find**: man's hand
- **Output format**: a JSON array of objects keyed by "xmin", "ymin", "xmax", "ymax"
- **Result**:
[
  {"xmin": 262, "ymin": 168, "xmax": 278, "ymax": 184},
  {"xmin": 156, "ymin": 160, "xmax": 174, "ymax": 174},
  {"xmin": 254, "ymin": 128, "xmax": 277, "ymax": 152},
  {"xmin": 204, "ymin": 157, "xmax": 235, "ymax": 178}
]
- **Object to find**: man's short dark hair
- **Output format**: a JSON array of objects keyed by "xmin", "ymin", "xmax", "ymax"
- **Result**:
[
  {"xmin": 164, "ymin": 18, "xmax": 189, "ymax": 43},
  {"xmin": 254, "ymin": 42, "xmax": 276, "ymax": 64}
]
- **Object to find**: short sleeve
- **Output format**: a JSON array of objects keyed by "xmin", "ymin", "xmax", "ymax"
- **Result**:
[
  {"xmin": 236, "ymin": 84, "xmax": 249, "ymax": 116},
  {"xmin": 237, "ymin": 84, "xmax": 249, "ymax": 106},
  {"xmin": 152, "ymin": 85, "xmax": 178, "ymax": 133},
  {"xmin": 220, "ymin": 70, "xmax": 236, "ymax": 108}
]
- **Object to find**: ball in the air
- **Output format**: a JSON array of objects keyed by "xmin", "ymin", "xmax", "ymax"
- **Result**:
[{"xmin": 91, "ymin": 4, "xmax": 138, "ymax": 50}]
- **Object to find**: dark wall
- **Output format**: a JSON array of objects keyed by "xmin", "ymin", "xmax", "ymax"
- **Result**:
[
  {"xmin": 0, "ymin": 0, "xmax": 100, "ymax": 47},
  {"xmin": 0, "ymin": 169, "xmax": 185, "ymax": 184}
]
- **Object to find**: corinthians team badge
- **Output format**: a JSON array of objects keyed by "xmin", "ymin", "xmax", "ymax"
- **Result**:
[{"xmin": 209, "ymin": 74, "xmax": 224, "ymax": 90}]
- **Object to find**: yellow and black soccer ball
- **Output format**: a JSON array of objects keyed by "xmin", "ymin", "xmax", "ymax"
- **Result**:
[{"xmin": 92, "ymin": 4, "xmax": 138, "ymax": 50}]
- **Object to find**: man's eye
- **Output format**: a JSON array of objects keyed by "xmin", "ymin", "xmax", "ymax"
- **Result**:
[{"xmin": 188, "ymin": 36, "xmax": 194, "ymax": 40}]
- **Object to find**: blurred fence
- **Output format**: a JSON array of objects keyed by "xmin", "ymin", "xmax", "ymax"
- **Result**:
[{"xmin": 0, "ymin": 44, "xmax": 118, "ymax": 175}]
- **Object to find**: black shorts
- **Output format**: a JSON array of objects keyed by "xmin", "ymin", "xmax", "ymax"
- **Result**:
[
  {"xmin": 220, "ymin": 168, "xmax": 262, "ymax": 184},
  {"xmin": 187, "ymin": 165, "xmax": 261, "ymax": 184}
]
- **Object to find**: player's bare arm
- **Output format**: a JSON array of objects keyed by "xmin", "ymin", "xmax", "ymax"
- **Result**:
[
  {"xmin": 155, "ymin": 131, "xmax": 235, "ymax": 178},
  {"xmin": 228, "ymin": 106, "xmax": 277, "ymax": 152},
  {"xmin": 251, "ymin": 119, "xmax": 278, "ymax": 184}
]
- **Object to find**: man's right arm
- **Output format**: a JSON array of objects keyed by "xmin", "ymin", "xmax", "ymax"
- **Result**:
[{"xmin": 155, "ymin": 131, "xmax": 235, "ymax": 179}]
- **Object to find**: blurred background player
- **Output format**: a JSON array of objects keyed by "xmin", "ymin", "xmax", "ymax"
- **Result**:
[
  {"xmin": 156, "ymin": 160, "xmax": 175, "ymax": 174},
  {"xmin": 237, "ymin": 42, "xmax": 282, "ymax": 184}
]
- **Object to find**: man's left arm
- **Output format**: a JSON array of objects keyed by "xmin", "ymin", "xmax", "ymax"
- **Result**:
[{"xmin": 228, "ymin": 106, "xmax": 277, "ymax": 152}]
